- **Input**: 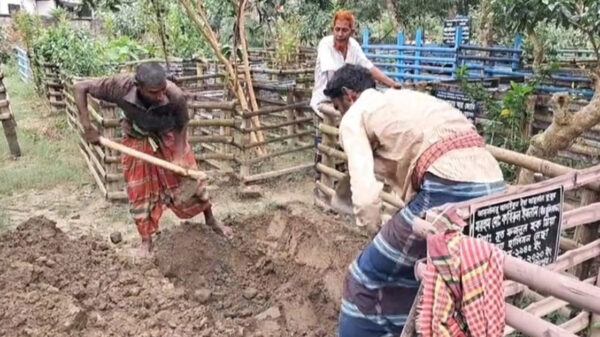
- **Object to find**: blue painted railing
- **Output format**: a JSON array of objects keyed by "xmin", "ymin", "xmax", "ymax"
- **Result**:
[
  {"xmin": 14, "ymin": 47, "xmax": 31, "ymax": 83},
  {"xmin": 362, "ymin": 28, "xmax": 594, "ymax": 98}
]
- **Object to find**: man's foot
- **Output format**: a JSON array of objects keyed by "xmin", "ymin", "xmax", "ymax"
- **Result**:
[
  {"xmin": 138, "ymin": 237, "xmax": 153, "ymax": 258},
  {"xmin": 207, "ymin": 216, "xmax": 234, "ymax": 239}
]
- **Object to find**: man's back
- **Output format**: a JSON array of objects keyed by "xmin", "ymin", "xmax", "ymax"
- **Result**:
[{"xmin": 340, "ymin": 88, "xmax": 503, "ymax": 203}]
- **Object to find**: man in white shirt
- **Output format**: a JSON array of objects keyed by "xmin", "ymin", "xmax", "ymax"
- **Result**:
[
  {"xmin": 310, "ymin": 10, "xmax": 400, "ymax": 117},
  {"xmin": 312, "ymin": 10, "xmax": 401, "ymax": 196}
]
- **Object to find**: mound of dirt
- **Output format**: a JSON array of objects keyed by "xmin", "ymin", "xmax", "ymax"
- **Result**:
[{"xmin": 0, "ymin": 204, "xmax": 366, "ymax": 337}]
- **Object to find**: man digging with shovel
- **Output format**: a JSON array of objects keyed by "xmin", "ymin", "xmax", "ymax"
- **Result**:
[
  {"xmin": 75, "ymin": 62, "xmax": 233, "ymax": 257},
  {"xmin": 324, "ymin": 64, "xmax": 505, "ymax": 337}
]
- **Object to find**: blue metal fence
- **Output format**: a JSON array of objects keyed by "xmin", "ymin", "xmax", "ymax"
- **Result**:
[
  {"xmin": 14, "ymin": 47, "xmax": 31, "ymax": 83},
  {"xmin": 362, "ymin": 28, "xmax": 593, "ymax": 98}
]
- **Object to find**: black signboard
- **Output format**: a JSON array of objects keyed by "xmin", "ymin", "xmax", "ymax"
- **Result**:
[
  {"xmin": 468, "ymin": 186, "xmax": 564, "ymax": 266},
  {"xmin": 443, "ymin": 16, "xmax": 471, "ymax": 45}
]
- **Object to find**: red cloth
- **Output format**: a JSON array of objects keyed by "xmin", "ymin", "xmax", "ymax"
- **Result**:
[
  {"xmin": 411, "ymin": 131, "xmax": 485, "ymax": 189},
  {"xmin": 417, "ymin": 228, "xmax": 505, "ymax": 337},
  {"xmin": 122, "ymin": 132, "xmax": 210, "ymax": 238}
]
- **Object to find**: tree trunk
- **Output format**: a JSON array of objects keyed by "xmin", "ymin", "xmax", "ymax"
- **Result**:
[
  {"xmin": 527, "ymin": 28, "xmax": 544, "ymax": 74},
  {"xmin": 518, "ymin": 68, "xmax": 600, "ymax": 184},
  {"xmin": 385, "ymin": 0, "xmax": 399, "ymax": 30},
  {"xmin": 478, "ymin": 0, "xmax": 493, "ymax": 47}
]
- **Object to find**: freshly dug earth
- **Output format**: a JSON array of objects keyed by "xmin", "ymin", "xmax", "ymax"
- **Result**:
[{"xmin": 0, "ymin": 203, "xmax": 365, "ymax": 337}]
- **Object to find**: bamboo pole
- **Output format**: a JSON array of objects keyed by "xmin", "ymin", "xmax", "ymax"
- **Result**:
[
  {"xmin": 560, "ymin": 311, "xmax": 590, "ymax": 333},
  {"xmin": 244, "ymin": 144, "xmax": 313, "ymax": 165},
  {"xmin": 188, "ymin": 119, "xmax": 236, "ymax": 127},
  {"xmin": 562, "ymin": 201, "xmax": 600, "ymax": 230},
  {"xmin": 243, "ymin": 130, "xmax": 313, "ymax": 149},
  {"xmin": 505, "ymin": 304, "xmax": 578, "ymax": 337},
  {"xmin": 503, "ymin": 276, "xmax": 595, "ymax": 335},
  {"xmin": 592, "ymin": 270, "xmax": 600, "ymax": 337},
  {"xmin": 79, "ymin": 148, "xmax": 108, "ymax": 197},
  {"xmin": 241, "ymin": 101, "xmax": 309, "ymax": 118},
  {"xmin": 177, "ymin": 0, "xmax": 265, "ymax": 155},
  {"xmin": 242, "ymin": 117, "xmax": 312, "ymax": 132},
  {"xmin": 187, "ymin": 135, "xmax": 233, "ymax": 144},
  {"xmin": 570, "ymin": 190, "xmax": 600, "ymax": 278},
  {"xmin": 242, "ymin": 163, "xmax": 313, "ymax": 183}
]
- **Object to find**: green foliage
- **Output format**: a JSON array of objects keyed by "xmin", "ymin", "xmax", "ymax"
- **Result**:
[
  {"xmin": 273, "ymin": 16, "xmax": 301, "ymax": 66},
  {"xmin": 492, "ymin": 0, "xmax": 553, "ymax": 34},
  {"xmin": 34, "ymin": 21, "xmax": 110, "ymax": 76},
  {"xmin": 12, "ymin": 11, "xmax": 43, "ymax": 51},
  {"xmin": 165, "ymin": 2, "xmax": 208, "ymax": 58},
  {"xmin": 285, "ymin": 1, "xmax": 333, "ymax": 45},
  {"xmin": 0, "ymin": 27, "xmax": 10, "ymax": 63},
  {"xmin": 522, "ymin": 23, "xmax": 588, "ymax": 61},
  {"xmin": 49, "ymin": 7, "xmax": 72, "ymax": 23},
  {"xmin": 364, "ymin": 12, "xmax": 398, "ymax": 44},
  {"xmin": 491, "ymin": 0, "xmax": 600, "ymax": 65},
  {"xmin": 456, "ymin": 65, "xmax": 538, "ymax": 180},
  {"xmin": 101, "ymin": 1, "xmax": 148, "ymax": 39},
  {"xmin": 103, "ymin": 36, "xmax": 153, "ymax": 64}
]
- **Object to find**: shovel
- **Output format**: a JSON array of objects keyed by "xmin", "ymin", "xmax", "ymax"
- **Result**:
[
  {"xmin": 99, "ymin": 136, "xmax": 207, "ymax": 201},
  {"xmin": 330, "ymin": 174, "xmax": 354, "ymax": 215}
]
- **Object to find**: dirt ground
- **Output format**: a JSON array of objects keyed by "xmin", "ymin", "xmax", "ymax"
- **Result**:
[{"xmin": 0, "ymin": 183, "xmax": 368, "ymax": 337}]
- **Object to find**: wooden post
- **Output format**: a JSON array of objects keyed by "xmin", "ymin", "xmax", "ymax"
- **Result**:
[
  {"xmin": 569, "ymin": 190, "xmax": 600, "ymax": 278},
  {"xmin": 591, "ymin": 270, "xmax": 600, "ymax": 337},
  {"xmin": 397, "ymin": 31, "xmax": 404, "ymax": 82},
  {"xmin": 286, "ymin": 89, "xmax": 294, "ymax": 144},
  {"xmin": 452, "ymin": 26, "xmax": 463, "ymax": 80},
  {"xmin": 414, "ymin": 29, "xmax": 423, "ymax": 78},
  {"xmin": 0, "ymin": 113, "xmax": 21, "ymax": 157},
  {"xmin": 0, "ymin": 72, "xmax": 21, "ymax": 157}
]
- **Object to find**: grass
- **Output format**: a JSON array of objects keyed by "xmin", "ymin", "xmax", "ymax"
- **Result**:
[{"xmin": 0, "ymin": 62, "xmax": 90, "ymax": 196}]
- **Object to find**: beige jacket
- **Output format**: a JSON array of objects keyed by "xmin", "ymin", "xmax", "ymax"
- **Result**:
[{"xmin": 339, "ymin": 88, "xmax": 503, "ymax": 228}]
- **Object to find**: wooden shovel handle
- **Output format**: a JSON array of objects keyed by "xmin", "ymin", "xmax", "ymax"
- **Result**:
[{"xmin": 99, "ymin": 136, "xmax": 207, "ymax": 181}]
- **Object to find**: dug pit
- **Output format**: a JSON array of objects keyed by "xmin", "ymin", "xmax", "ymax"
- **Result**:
[{"xmin": 0, "ymin": 203, "xmax": 365, "ymax": 337}]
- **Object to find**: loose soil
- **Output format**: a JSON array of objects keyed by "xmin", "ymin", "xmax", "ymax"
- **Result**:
[{"xmin": 0, "ymin": 202, "xmax": 366, "ymax": 337}]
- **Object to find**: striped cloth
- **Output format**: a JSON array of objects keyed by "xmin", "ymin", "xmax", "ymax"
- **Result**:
[
  {"xmin": 339, "ymin": 173, "xmax": 505, "ymax": 337},
  {"xmin": 411, "ymin": 131, "xmax": 485, "ymax": 189},
  {"xmin": 122, "ymin": 132, "xmax": 211, "ymax": 238},
  {"xmin": 417, "ymin": 228, "xmax": 505, "ymax": 337}
]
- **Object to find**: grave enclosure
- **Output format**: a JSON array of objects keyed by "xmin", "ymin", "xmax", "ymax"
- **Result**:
[
  {"xmin": 23, "ymin": 36, "xmax": 600, "ymax": 335},
  {"xmin": 48, "ymin": 56, "xmax": 316, "ymax": 201}
]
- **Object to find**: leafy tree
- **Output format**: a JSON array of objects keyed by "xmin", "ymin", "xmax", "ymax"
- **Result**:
[
  {"xmin": 545, "ymin": 0, "xmax": 600, "ymax": 65},
  {"xmin": 491, "ymin": 0, "xmax": 554, "ymax": 72}
]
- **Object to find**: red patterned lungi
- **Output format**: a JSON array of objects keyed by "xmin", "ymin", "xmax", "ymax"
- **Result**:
[{"xmin": 121, "ymin": 132, "xmax": 211, "ymax": 238}]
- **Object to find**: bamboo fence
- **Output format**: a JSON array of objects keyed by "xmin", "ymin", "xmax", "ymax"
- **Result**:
[
  {"xmin": 41, "ymin": 62, "xmax": 66, "ymax": 113},
  {"xmin": 315, "ymin": 102, "xmax": 600, "ymax": 336},
  {"xmin": 58, "ymin": 59, "xmax": 315, "ymax": 201},
  {"xmin": 0, "ymin": 71, "xmax": 21, "ymax": 157}
]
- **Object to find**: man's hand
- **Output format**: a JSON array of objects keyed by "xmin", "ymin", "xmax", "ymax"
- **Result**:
[
  {"xmin": 173, "ymin": 156, "xmax": 193, "ymax": 170},
  {"xmin": 84, "ymin": 126, "xmax": 101, "ymax": 145},
  {"xmin": 391, "ymin": 81, "xmax": 403, "ymax": 89}
]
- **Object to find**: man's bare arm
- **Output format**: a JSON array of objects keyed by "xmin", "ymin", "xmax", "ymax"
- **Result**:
[
  {"xmin": 369, "ymin": 67, "xmax": 401, "ymax": 88},
  {"xmin": 73, "ymin": 81, "xmax": 100, "ymax": 144},
  {"xmin": 172, "ymin": 96, "xmax": 191, "ymax": 165}
]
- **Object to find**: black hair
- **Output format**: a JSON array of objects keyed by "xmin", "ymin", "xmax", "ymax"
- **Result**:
[
  {"xmin": 134, "ymin": 62, "xmax": 167, "ymax": 87},
  {"xmin": 323, "ymin": 64, "xmax": 376, "ymax": 98}
]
